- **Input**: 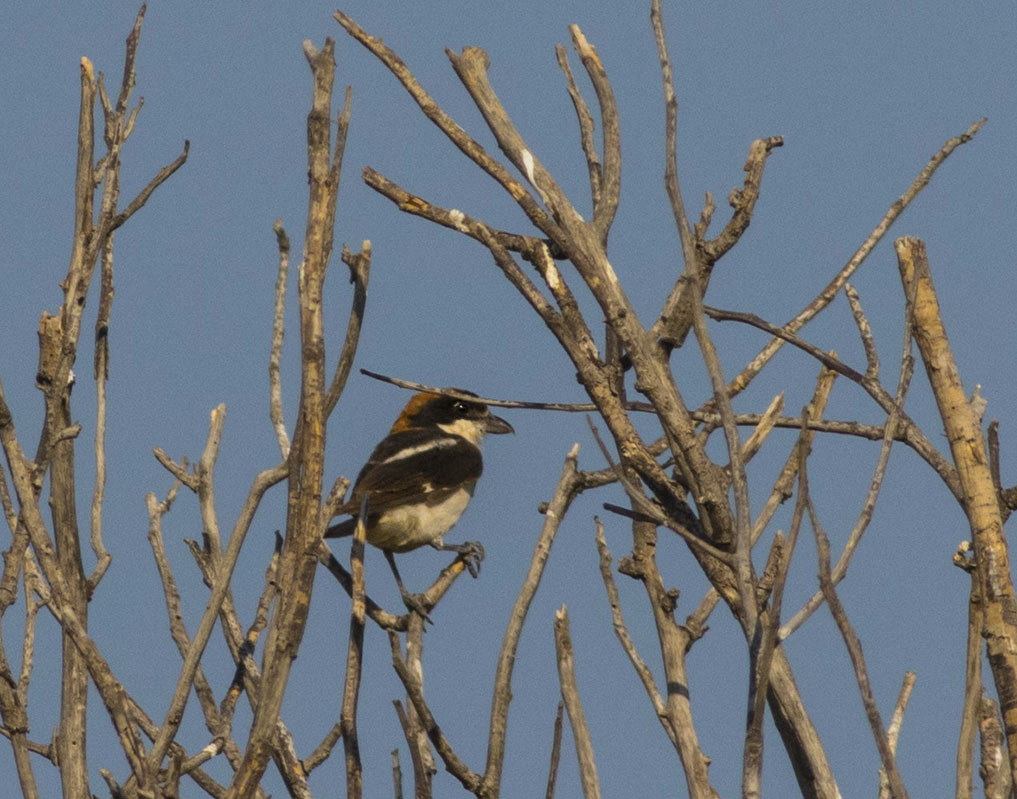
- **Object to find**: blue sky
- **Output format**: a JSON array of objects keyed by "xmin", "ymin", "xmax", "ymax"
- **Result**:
[{"xmin": 2, "ymin": 2, "xmax": 1016, "ymax": 797}]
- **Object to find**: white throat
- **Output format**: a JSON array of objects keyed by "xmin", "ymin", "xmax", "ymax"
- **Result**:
[{"xmin": 437, "ymin": 418, "xmax": 486, "ymax": 446}]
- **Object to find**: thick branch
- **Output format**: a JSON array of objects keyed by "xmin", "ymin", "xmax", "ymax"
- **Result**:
[
  {"xmin": 896, "ymin": 236, "xmax": 1017, "ymax": 788},
  {"xmin": 227, "ymin": 38, "xmax": 339, "ymax": 797}
]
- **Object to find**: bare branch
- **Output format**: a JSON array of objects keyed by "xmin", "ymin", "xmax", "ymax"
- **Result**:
[
  {"xmin": 699, "ymin": 136, "xmax": 784, "ymax": 265},
  {"xmin": 740, "ymin": 393, "xmax": 784, "ymax": 464},
  {"xmin": 567, "ymin": 25, "xmax": 620, "ymax": 240},
  {"xmin": 555, "ymin": 45, "xmax": 601, "ymax": 205},
  {"xmin": 844, "ymin": 284, "xmax": 880, "ymax": 378},
  {"xmin": 706, "ymin": 302, "xmax": 960, "ymax": 501},
  {"xmin": 88, "ymin": 235, "xmax": 115, "ymax": 592},
  {"xmin": 780, "ymin": 305, "xmax": 914, "ymax": 639},
  {"xmin": 955, "ymin": 554, "xmax": 981, "ymax": 799},
  {"xmin": 648, "ymin": 0, "xmax": 699, "ymax": 354},
  {"xmin": 897, "ymin": 236, "xmax": 1017, "ymax": 786},
  {"xmin": 594, "ymin": 521, "xmax": 673, "ymax": 746},
  {"xmin": 325, "ymin": 241, "xmax": 372, "ymax": 418},
  {"xmin": 745, "ymin": 411, "xmax": 816, "ymax": 799},
  {"xmin": 269, "ymin": 220, "xmax": 291, "ymax": 459},
  {"xmin": 147, "ymin": 433, "xmax": 287, "ymax": 773},
  {"xmin": 388, "ymin": 629, "xmax": 481, "ymax": 792},
  {"xmin": 879, "ymin": 672, "xmax": 916, "ymax": 799},
  {"xmin": 482, "ymin": 444, "xmax": 582, "ymax": 794},
  {"xmin": 152, "ymin": 448, "xmax": 198, "ymax": 492},
  {"xmin": 688, "ymin": 277, "xmax": 756, "ymax": 631},
  {"xmin": 545, "ymin": 702, "xmax": 565, "ymax": 799},
  {"xmin": 588, "ymin": 418, "xmax": 732, "ymax": 566},
  {"xmin": 553, "ymin": 606, "xmax": 601, "ymax": 799},
  {"xmin": 108, "ymin": 140, "xmax": 190, "ymax": 233},
  {"xmin": 392, "ymin": 748, "xmax": 404, "ymax": 799},
  {"xmin": 228, "ymin": 37, "xmax": 344, "ymax": 796},
  {"xmin": 334, "ymin": 11, "xmax": 565, "ymax": 243},
  {"xmin": 362, "ymin": 167, "xmax": 560, "ymax": 259},
  {"xmin": 341, "ymin": 512, "xmax": 367, "ymax": 799},
  {"xmin": 979, "ymin": 693, "xmax": 1011, "ymax": 799},
  {"xmin": 392, "ymin": 699, "xmax": 432, "ymax": 798},
  {"xmin": 724, "ymin": 118, "xmax": 985, "ymax": 401},
  {"xmin": 652, "ymin": 135, "xmax": 783, "ymax": 351},
  {"xmin": 814, "ymin": 503, "xmax": 908, "ymax": 799}
]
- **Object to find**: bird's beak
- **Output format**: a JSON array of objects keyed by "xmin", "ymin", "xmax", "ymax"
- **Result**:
[{"xmin": 485, "ymin": 413, "xmax": 514, "ymax": 435}]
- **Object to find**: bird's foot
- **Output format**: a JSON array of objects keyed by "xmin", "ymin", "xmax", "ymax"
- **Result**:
[
  {"xmin": 440, "ymin": 540, "xmax": 485, "ymax": 578},
  {"xmin": 400, "ymin": 590, "xmax": 434, "ymax": 625}
]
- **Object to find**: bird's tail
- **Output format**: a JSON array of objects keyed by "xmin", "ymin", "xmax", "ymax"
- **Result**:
[{"xmin": 324, "ymin": 518, "xmax": 357, "ymax": 539}]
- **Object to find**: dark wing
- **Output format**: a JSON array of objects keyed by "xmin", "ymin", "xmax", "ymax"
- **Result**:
[{"xmin": 338, "ymin": 430, "xmax": 482, "ymax": 516}]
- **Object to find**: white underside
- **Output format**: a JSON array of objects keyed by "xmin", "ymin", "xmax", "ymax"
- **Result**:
[{"xmin": 368, "ymin": 488, "xmax": 473, "ymax": 552}]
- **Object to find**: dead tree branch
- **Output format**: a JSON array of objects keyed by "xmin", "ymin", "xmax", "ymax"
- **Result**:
[
  {"xmin": 896, "ymin": 236, "xmax": 1017, "ymax": 788},
  {"xmin": 553, "ymin": 606, "xmax": 601, "ymax": 799}
]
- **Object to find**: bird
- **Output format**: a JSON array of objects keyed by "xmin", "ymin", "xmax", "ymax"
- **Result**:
[{"xmin": 325, "ymin": 389, "xmax": 513, "ymax": 614}]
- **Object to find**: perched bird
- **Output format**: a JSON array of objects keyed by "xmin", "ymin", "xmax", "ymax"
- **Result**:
[{"xmin": 325, "ymin": 389, "xmax": 513, "ymax": 611}]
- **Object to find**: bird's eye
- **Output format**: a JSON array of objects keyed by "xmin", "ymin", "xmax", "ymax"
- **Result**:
[{"xmin": 453, "ymin": 401, "xmax": 468, "ymax": 414}]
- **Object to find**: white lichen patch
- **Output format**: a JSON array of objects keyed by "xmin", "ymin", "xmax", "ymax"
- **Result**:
[
  {"xmin": 448, "ymin": 209, "xmax": 469, "ymax": 233},
  {"xmin": 521, "ymin": 149, "xmax": 536, "ymax": 185}
]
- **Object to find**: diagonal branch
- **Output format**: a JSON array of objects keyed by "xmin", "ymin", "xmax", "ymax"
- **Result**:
[
  {"xmin": 481, "ymin": 444, "xmax": 582, "ymax": 794},
  {"xmin": 813, "ymin": 500, "xmax": 908, "ymax": 798},
  {"xmin": 723, "ymin": 118, "xmax": 985, "ymax": 402}
]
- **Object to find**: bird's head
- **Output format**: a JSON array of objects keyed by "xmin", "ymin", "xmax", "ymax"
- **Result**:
[{"xmin": 390, "ymin": 390, "xmax": 514, "ymax": 445}]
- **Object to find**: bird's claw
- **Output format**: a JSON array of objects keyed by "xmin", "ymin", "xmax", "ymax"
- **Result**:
[{"xmin": 456, "ymin": 541, "xmax": 485, "ymax": 578}]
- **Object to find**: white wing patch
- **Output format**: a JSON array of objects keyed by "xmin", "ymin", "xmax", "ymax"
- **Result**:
[{"xmin": 379, "ymin": 437, "xmax": 459, "ymax": 465}]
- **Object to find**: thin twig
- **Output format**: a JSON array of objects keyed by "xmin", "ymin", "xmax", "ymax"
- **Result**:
[
  {"xmin": 844, "ymin": 284, "xmax": 879, "ymax": 378},
  {"xmin": 744, "ymin": 410, "xmax": 814, "ymax": 798},
  {"xmin": 147, "ymin": 439, "xmax": 287, "ymax": 773},
  {"xmin": 269, "ymin": 219, "xmax": 291, "ymax": 458},
  {"xmin": 706, "ymin": 303, "xmax": 960, "ymax": 503},
  {"xmin": 567, "ymin": 25, "xmax": 620, "ymax": 240},
  {"xmin": 813, "ymin": 502, "xmax": 908, "ymax": 799},
  {"xmin": 648, "ymin": 0, "xmax": 698, "ymax": 353},
  {"xmin": 878, "ymin": 672, "xmax": 916, "ymax": 799},
  {"xmin": 388, "ymin": 629, "xmax": 480, "ymax": 791},
  {"xmin": 544, "ymin": 702, "xmax": 565, "ymax": 799},
  {"xmin": 555, "ymin": 46, "xmax": 601, "ymax": 207},
  {"xmin": 341, "ymin": 508, "xmax": 367, "ymax": 799},
  {"xmin": 325, "ymin": 241, "xmax": 371, "ymax": 417},
  {"xmin": 88, "ymin": 234, "xmax": 114, "ymax": 592},
  {"xmin": 481, "ymin": 444, "xmax": 582, "ymax": 794},
  {"xmin": 588, "ymin": 418, "xmax": 732, "ymax": 565},
  {"xmin": 392, "ymin": 749, "xmax": 404, "ymax": 799},
  {"xmin": 393, "ymin": 700, "xmax": 430, "ymax": 799},
  {"xmin": 723, "ymin": 118, "xmax": 986, "ymax": 402},
  {"xmin": 361, "ymin": 167, "xmax": 561, "ymax": 259},
  {"xmin": 780, "ymin": 294, "xmax": 915, "ymax": 638},
  {"xmin": 594, "ymin": 521, "xmax": 678, "ymax": 749},
  {"xmin": 687, "ymin": 276, "xmax": 756, "ymax": 635},
  {"xmin": 740, "ymin": 393, "xmax": 784, "ymax": 464},
  {"xmin": 358, "ymin": 367, "xmax": 906, "ymax": 443}
]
